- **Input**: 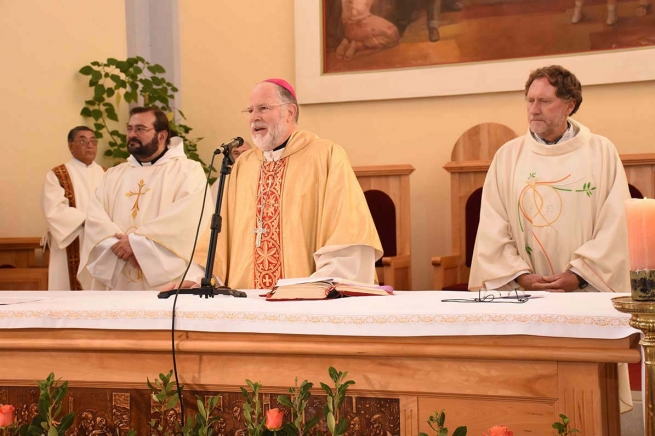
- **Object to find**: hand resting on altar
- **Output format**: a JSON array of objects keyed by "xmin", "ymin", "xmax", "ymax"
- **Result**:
[
  {"xmin": 160, "ymin": 280, "xmax": 200, "ymax": 292},
  {"xmin": 517, "ymin": 271, "xmax": 579, "ymax": 292}
]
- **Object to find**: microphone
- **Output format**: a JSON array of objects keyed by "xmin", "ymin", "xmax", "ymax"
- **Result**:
[{"xmin": 214, "ymin": 137, "xmax": 244, "ymax": 155}]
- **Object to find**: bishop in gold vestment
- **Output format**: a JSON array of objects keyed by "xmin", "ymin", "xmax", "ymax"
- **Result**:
[{"xmin": 187, "ymin": 79, "xmax": 382, "ymax": 289}]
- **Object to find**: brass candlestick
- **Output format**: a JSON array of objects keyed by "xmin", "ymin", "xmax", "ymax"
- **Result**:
[{"xmin": 612, "ymin": 297, "xmax": 655, "ymax": 434}]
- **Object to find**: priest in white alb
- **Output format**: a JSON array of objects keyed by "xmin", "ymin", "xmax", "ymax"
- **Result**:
[
  {"xmin": 168, "ymin": 78, "xmax": 382, "ymax": 290},
  {"xmin": 41, "ymin": 126, "xmax": 105, "ymax": 290},
  {"xmin": 78, "ymin": 107, "xmax": 212, "ymax": 290},
  {"xmin": 469, "ymin": 65, "xmax": 632, "ymax": 412}
]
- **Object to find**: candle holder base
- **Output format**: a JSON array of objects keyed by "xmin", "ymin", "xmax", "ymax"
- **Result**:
[{"xmin": 631, "ymin": 270, "xmax": 655, "ymax": 301}]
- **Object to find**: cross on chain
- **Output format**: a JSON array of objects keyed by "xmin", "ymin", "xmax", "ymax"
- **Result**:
[
  {"xmin": 254, "ymin": 219, "xmax": 268, "ymax": 248},
  {"xmin": 125, "ymin": 179, "xmax": 151, "ymax": 219}
]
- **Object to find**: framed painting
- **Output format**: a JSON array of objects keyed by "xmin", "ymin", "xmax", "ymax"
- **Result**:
[{"xmin": 295, "ymin": 0, "xmax": 655, "ymax": 104}]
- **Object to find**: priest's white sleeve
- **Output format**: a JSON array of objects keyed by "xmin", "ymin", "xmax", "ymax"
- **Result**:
[
  {"xmin": 312, "ymin": 245, "xmax": 376, "ymax": 283},
  {"xmin": 129, "ymin": 234, "xmax": 188, "ymax": 287},
  {"xmin": 85, "ymin": 237, "xmax": 124, "ymax": 288},
  {"xmin": 41, "ymin": 170, "xmax": 86, "ymax": 248}
]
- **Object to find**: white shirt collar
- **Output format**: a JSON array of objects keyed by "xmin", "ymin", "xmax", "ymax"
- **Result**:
[{"xmin": 532, "ymin": 121, "xmax": 578, "ymax": 145}]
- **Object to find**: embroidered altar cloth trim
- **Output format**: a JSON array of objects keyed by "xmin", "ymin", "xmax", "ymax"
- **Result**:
[{"xmin": 0, "ymin": 291, "xmax": 637, "ymax": 339}]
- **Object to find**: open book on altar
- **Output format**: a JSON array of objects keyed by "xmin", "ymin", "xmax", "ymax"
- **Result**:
[{"xmin": 264, "ymin": 277, "xmax": 393, "ymax": 301}]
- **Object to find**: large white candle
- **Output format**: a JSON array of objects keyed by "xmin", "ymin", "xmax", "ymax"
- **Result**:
[{"xmin": 625, "ymin": 198, "xmax": 655, "ymax": 270}]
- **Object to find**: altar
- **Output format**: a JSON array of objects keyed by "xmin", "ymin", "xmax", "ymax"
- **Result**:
[{"xmin": 0, "ymin": 291, "xmax": 641, "ymax": 435}]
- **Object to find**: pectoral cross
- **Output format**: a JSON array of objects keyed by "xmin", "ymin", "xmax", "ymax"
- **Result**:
[
  {"xmin": 254, "ymin": 219, "xmax": 268, "ymax": 248},
  {"xmin": 125, "ymin": 179, "xmax": 151, "ymax": 219}
]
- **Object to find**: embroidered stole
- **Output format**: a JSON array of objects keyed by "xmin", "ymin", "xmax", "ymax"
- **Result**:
[
  {"xmin": 254, "ymin": 159, "xmax": 288, "ymax": 288},
  {"xmin": 52, "ymin": 164, "xmax": 83, "ymax": 290}
]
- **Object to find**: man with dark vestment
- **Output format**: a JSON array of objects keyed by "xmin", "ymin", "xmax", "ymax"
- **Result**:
[{"xmin": 41, "ymin": 126, "xmax": 105, "ymax": 290}]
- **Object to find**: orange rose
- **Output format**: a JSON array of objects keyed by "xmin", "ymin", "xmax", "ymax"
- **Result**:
[
  {"xmin": 265, "ymin": 408, "xmax": 284, "ymax": 431},
  {"xmin": 0, "ymin": 404, "xmax": 15, "ymax": 427},
  {"xmin": 483, "ymin": 425, "xmax": 514, "ymax": 436}
]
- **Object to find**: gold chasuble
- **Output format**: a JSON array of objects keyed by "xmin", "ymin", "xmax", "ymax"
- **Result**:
[{"xmin": 194, "ymin": 130, "xmax": 382, "ymax": 289}]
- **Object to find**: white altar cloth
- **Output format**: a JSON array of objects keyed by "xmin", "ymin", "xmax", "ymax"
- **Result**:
[{"xmin": 0, "ymin": 291, "xmax": 638, "ymax": 340}]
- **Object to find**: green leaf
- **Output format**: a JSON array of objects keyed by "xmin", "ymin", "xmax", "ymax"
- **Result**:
[
  {"xmin": 106, "ymin": 88, "xmax": 115, "ymax": 98},
  {"xmin": 91, "ymin": 70, "xmax": 102, "ymax": 83},
  {"xmin": 48, "ymin": 427, "xmax": 58, "ymax": 436},
  {"xmin": 94, "ymin": 123, "xmax": 105, "ymax": 131},
  {"xmin": 94, "ymin": 131, "xmax": 104, "ymax": 139},
  {"xmin": 452, "ymin": 427, "xmax": 468, "ymax": 436},
  {"xmin": 80, "ymin": 107, "xmax": 92, "ymax": 117},
  {"xmin": 94, "ymin": 84, "xmax": 106, "ymax": 98},
  {"xmin": 165, "ymin": 395, "xmax": 178, "ymax": 409},
  {"xmin": 57, "ymin": 412, "xmax": 75, "ymax": 435},
  {"xmin": 436, "ymin": 411, "xmax": 445, "ymax": 427},
  {"xmin": 276, "ymin": 395, "xmax": 293, "ymax": 408},
  {"xmin": 328, "ymin": 367, "xmax": 339, "ymax": 382},
  {"xmin": 319, "ymin": 382, "xmax": 332, "ymax": 395},
  {"xmin": 326, "ymin": 414, "xmax": 336, "ymax": 433},
  {"xmin": 335, "ymin": 418, "xmax": 348, "ymax": 435},
  {"xmin": 79, "ymin": 65, "xmax": 94, "ymax": 76},
  {"xmin": 147, "ymin": 64, "xmax": 166, "ymax": 74},
  {"xmin": 106, "ymin": 109, "xmax": 119, "ymax": 122},
  {"xmin": 107, "ymin": 58, "xmax": 118, "ymax": 66},
  {"xmin": 197, "ymin": 398, "xmax": 206, "ymax": 417},
  {"xmin": 104, "ymin": 150, "xmax": 113, "ymax": 157}
]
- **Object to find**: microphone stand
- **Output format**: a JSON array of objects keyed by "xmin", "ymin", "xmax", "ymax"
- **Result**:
[{"xmin": 159, "ymin": 147, "xmax": 246, "ymax": 299}]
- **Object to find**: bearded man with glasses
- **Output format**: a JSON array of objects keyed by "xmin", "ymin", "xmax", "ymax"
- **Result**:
[
  {"xmin": 41, "ymin": 126, "xmax": 106, "ymax": 290},
  {"xmin": 166, "ymin": 78, "xmax": 382, "ymax": 291},
  {"xmin": 78, "ymin": 107, "xmax": 212, "ymax": 290}
]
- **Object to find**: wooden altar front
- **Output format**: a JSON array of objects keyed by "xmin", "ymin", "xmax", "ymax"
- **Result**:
[{"xmin": 0, "ymin": 291, "xmax": 641, "ymax": 436}]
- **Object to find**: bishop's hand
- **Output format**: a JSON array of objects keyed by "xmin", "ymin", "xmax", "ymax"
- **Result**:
[{"xmin": 160, "ymin": 280, "xmax": 200, "ymax": 292}]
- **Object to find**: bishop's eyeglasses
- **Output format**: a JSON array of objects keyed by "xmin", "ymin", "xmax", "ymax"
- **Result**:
[{"xmin": 241, "ymin": 103, "xmax": 290, "ymax": 116}]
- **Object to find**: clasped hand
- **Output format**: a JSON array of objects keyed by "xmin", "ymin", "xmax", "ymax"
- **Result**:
[
  {"xmin": 516, "ymin": 271, "xmax": 580, "ymax": 292},
  {"xmin": 111, "ymin": 233, "xmax": 140, "ymax": 268}
]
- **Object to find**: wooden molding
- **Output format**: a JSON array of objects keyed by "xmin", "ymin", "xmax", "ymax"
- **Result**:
[
  {"xmin": 353, "ymin": 164, "xmax": 415, "ymax": 177},
  {"xmin": 620, "ymin": 153, "xmax": 655, "ymax": 166},
  {"xmin": 0, "ymin": 238, "xmax": 43, "ymax": 250}
]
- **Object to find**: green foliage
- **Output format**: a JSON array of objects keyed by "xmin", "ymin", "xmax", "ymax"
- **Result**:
[
  {"xmin": 16, "ymin": 373, "xmax": 75, "ymax": 436},
  {"xmin": 552, "ymin": 414, "xmax": 580, "ymax": 435},
  {"xmin": 78, "ymin": 56, "xmax": 215, "ymax": 181},
  {"xmin": 319, "ymin": 367, "xmax": 355, "ymax": 436},
  {"xmin": 276, "ymin": 378, "xmax": 318, "ymax": 436},
  {"xmin": 179, "ymin": 394, "xmax": 222, "ymax": 436},
  {"xmin": 147, "ymin": 371, "xmax": 181, "ymax": 436},
  {"xmin": 418, "ymin": 410, "xmax": 467, "ymax": 436},
  {"xmin": 240, "ymin": 380, "xmax": 266, "ymax": 436}
]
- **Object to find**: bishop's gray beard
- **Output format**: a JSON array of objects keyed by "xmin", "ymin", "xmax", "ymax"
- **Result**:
[{"xmin": 252, "ymin": 119, "xmax": 286, "ymax": 152}]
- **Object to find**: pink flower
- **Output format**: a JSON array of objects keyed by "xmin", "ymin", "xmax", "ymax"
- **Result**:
[
  {"xmin": 265, "ymin": 408, "xmax": 284, "ymax": 431},
  {"xmin": 483, "ymin": 425, "xmax": 514, "ymax": 436},
  {"xmin": 0, "ymin": 404, "xmax": 15, "ymax": 427}
]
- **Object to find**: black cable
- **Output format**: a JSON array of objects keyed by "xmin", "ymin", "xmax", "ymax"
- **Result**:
[{"xmin": 170, "ymin": 153, "xmax": 217, "ymax": 429}]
